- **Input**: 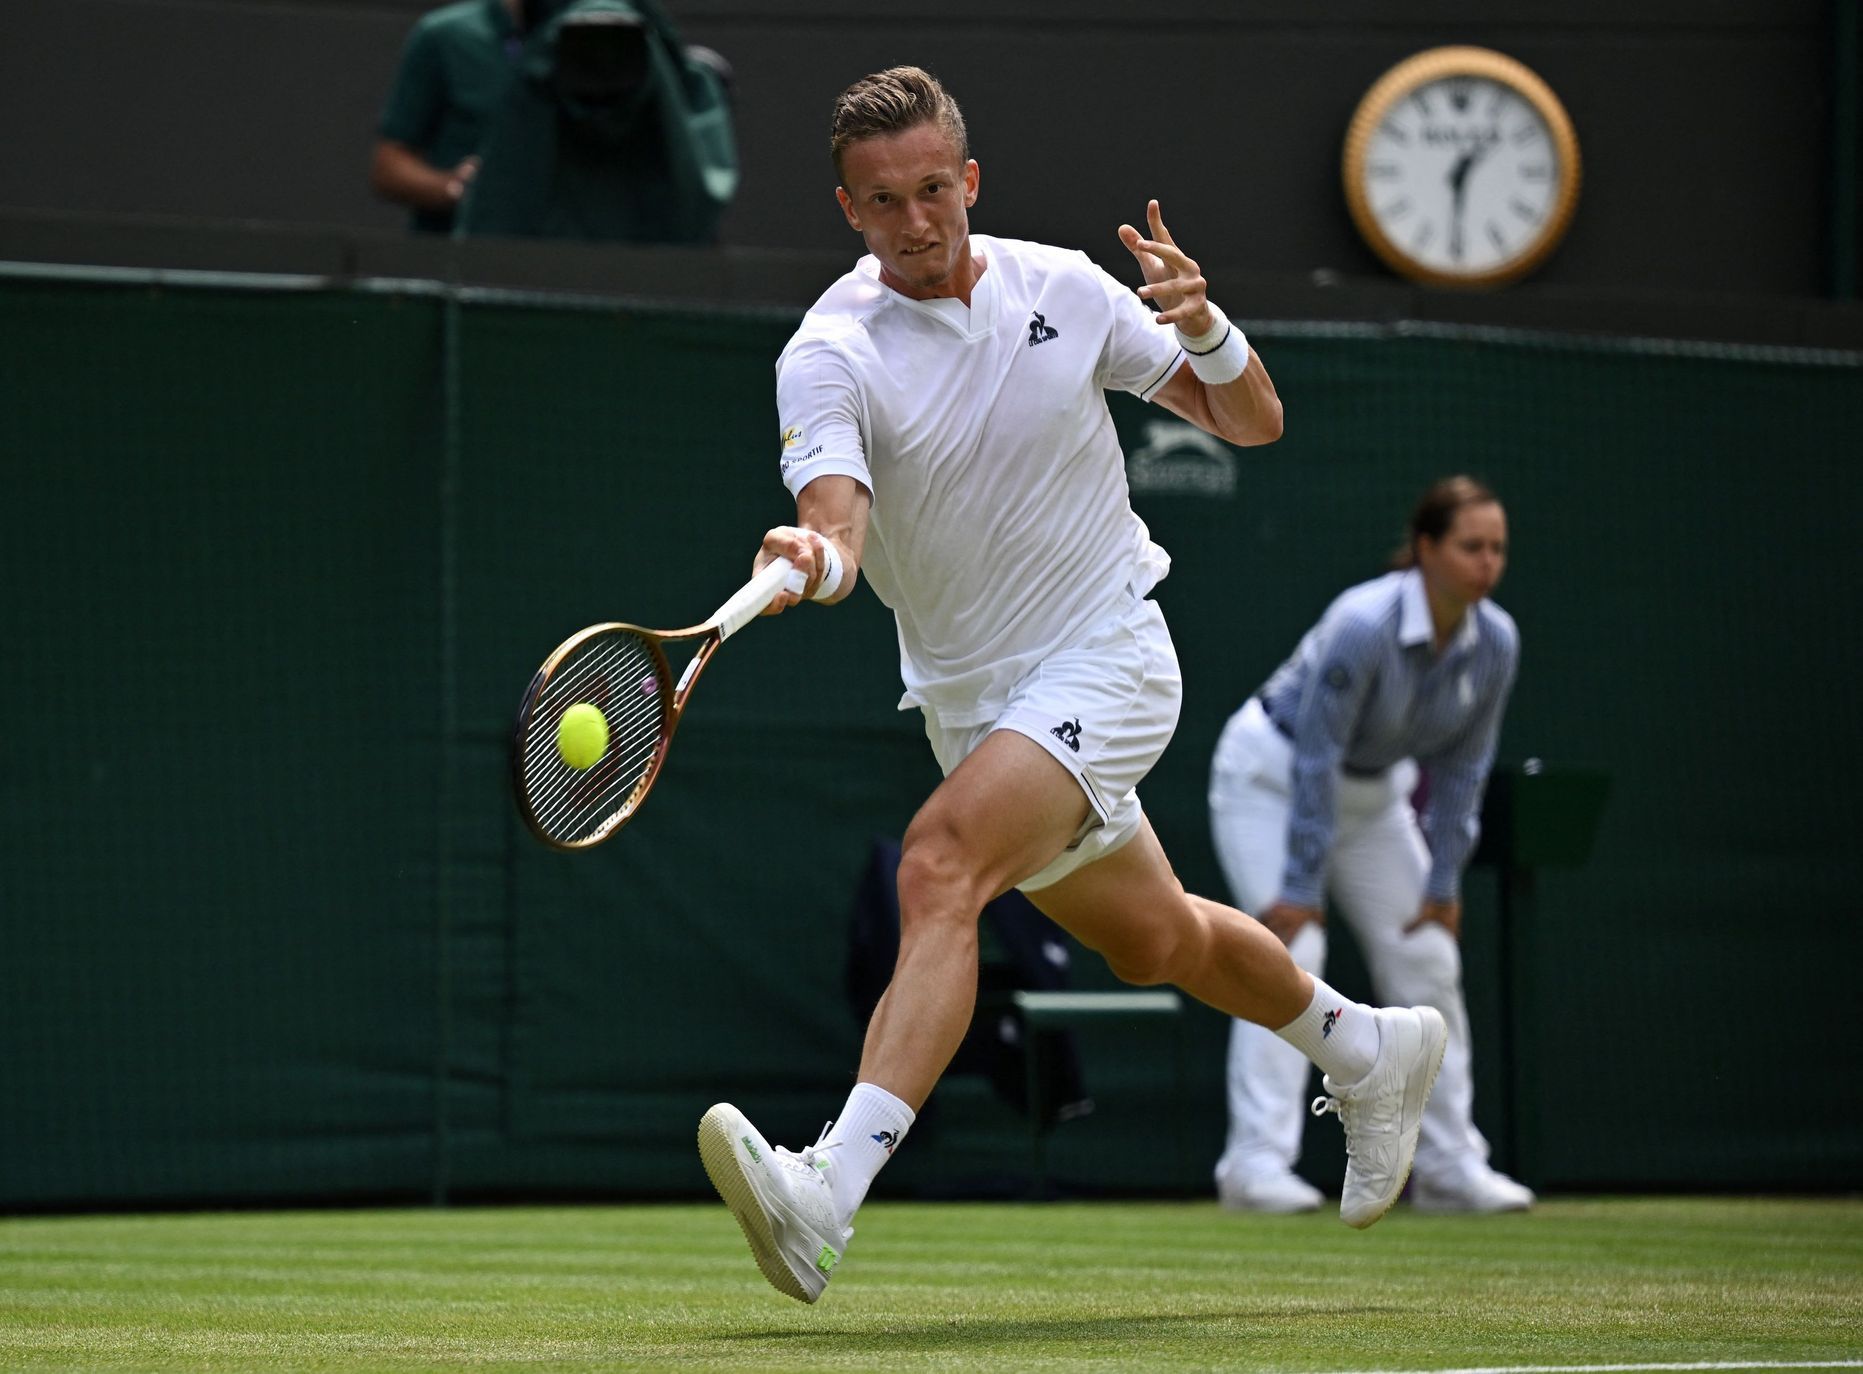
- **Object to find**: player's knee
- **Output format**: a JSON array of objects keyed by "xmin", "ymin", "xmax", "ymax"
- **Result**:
[
  {"xmin": 1104, "ymin": 945, "xmax": 1176, "ymax": 986},
  {"xmin": 895, "ymin": 822, "xmax": 989, "ymax": 936}
]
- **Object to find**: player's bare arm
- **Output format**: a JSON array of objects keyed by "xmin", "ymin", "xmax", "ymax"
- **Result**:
[
  {"xmin": 756, "ymin": 474, "xmax": 873, "ymax": 613},
  {"xmin": 1153, "ymin": 343, "xmax": 1284, "ymax": 447},
  {"xmin": 1120, "ymin": 199, "xmax": 1284, "ymax": 447}
]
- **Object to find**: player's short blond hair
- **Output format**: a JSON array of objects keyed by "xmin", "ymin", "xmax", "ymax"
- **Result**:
[{"xmin": 830, "ymin": 66, "xmax": 969, "ymax": 178}]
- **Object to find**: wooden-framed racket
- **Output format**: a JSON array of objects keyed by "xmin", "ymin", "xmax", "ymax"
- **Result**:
[{"xmin": 512, "ymin": 557, "xmax": 801, "ymax": 850}]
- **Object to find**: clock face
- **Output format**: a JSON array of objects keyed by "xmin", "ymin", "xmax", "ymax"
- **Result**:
[
  {"xmin": 1362, "ymin": 77, "xmax": 1561, "ymax": 275},
  {"xmin": 1344, "ymin": 49, "xmax": 1581, "ymax": 287}
]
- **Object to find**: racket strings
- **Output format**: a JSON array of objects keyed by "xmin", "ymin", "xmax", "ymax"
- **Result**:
[
  {"xmin": 526, "ymin": 654, "xmax": 662, "ymax": 839},
  {"xmin": 519, "ymin": 631, "xmax": 671, "ymax": 844}
]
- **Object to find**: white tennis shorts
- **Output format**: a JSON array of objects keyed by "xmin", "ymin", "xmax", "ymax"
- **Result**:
[{"xmin": 922, "ymin": 591, "xmax": 1183, "ymax": 892}]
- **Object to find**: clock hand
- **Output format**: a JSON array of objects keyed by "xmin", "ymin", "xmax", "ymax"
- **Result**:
[
  {"xmin": 1447, "ymin": 135, "xmax": 1501, "ymax": 263},
  {"xmin": 1447, "ymin": 148, "xmax": 1478, "ymax": 199},
  {"xmin": 1447, "ymin": 148, "xmax": 1476, "ymax": 261}
]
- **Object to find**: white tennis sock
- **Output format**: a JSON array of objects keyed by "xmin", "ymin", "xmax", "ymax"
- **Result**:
[
  {"xmin": 1275, "ymin": 978, "xmax": 1380, "ymax": 1084},
  {"xmin": 825, "ymin": 1082, "xmax": 915, "ymax": 1226}
]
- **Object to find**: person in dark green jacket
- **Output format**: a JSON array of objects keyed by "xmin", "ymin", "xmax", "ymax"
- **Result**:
[
  {"xmin": 371, "ymin": 0, "xmax": 736, "ymax": 241},
  {"xmin": 370, "ymin": 0, "xmax": 533, "ymax": 233}
]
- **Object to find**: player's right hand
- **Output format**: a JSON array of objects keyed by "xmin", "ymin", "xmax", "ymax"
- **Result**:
[
  {"xmin": 755, "ymin": 525, "xmax": 827, "ymax": 613},
  {"xmin": 1258, "ymin": 900, "xmax": 1324, "ymax": 945}
]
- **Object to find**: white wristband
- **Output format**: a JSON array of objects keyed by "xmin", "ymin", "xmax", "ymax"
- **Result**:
[
  {"xmin": 1176, "ymin": 304, "xmax": 1250, "ymax": 385},
  {"xmin": 769, "ymin": 526, "xmax": 845, "ymax": 601},
  {"xmin": 810, "ymin": 533, "xmax": 845, "ymax": 602}
]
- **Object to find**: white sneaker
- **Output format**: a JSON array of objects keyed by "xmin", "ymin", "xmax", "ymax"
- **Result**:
[
  {"xmin": 697, "ymin": 1103, "xmax": 852, "ymax": 1303},
  {"xmin": 1413, "ymin": 1164, "xmax": 1536, "ymax": 1214},
  {"xmin": 1310, "ymin": 1005, "xmax": 1448, "ymax": 1230},
  {"xmin": 1218, "ymin": 1168, "xmax": 1324, "ymax": 1214}
]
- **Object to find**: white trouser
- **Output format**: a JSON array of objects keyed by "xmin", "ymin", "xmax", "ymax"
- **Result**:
[{"xmin": 1208, "ymin": 698, "xmax": 1491, "ymax": 1188}]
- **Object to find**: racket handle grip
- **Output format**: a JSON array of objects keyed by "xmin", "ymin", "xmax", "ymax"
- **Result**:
[{"xmin": 713, "ymin": 557, "xmax": 797, "ymax": 641}]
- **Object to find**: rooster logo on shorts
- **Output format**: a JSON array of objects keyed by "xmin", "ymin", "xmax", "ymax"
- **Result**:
[{"xmin": 1050, "ymin": 717, "xmax": 1082, "ymax": 752}]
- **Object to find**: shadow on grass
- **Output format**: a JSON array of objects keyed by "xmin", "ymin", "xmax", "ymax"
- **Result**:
[{"xmin": 709, "ymin": 1305, "xmax": 1405, "ymax": 1351}]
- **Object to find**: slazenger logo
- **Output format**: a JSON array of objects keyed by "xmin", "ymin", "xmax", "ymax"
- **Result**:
[
  {"xmin": 781, "ymin": 425, "xmax": 804, "ymax": 449},
  {"xmin": 1124, "ymin": 419, "xmax": 1236, "ymax": 498}
]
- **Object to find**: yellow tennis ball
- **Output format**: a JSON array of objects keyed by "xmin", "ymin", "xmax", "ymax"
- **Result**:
[{"xmin": 556, "ymin": 702, "xmax": 610, "ymax": 770}]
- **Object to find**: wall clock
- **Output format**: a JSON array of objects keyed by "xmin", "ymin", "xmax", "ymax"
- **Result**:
[{"xmin": 1342, "ymin": 47, "xmax": 1581, "ymax": 288}]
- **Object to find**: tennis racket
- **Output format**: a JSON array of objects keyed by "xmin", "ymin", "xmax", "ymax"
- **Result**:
[{"xmin": 512, "ymin": 557, "xmax": 802, "ymax": 850}]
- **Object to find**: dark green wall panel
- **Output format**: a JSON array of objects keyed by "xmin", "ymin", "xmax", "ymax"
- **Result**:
[
  {"xmin": 1, "ymin": 284, "xmax": 446, "ymax": 1205},
  {"xmin": 2, "ymin": 279, "xmax": 1857, "ymax": 1209}
]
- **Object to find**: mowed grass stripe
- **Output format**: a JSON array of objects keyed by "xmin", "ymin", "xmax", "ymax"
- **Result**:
[
  {"xmin": 1, "ymin": 1198, "xmax": 1856, "ymax": 1372},
  {"xmin": 1327, "ymin": 1365, "xmax": 1863, "ymax": 1373}
]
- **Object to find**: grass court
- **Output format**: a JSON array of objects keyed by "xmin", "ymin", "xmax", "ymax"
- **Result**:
[{"xmin": 2, "ymin": 1196, "xmax": 1857, "ymax": 1371}]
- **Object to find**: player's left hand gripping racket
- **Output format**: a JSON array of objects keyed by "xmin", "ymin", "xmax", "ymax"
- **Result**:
[{"xmin": 512, "ymin": 557, "xmax": 800, "ymax": 849}]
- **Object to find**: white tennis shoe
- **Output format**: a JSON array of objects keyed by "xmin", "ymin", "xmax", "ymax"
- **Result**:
[
  {"xmin": 1310, "ymin": 1005, "xmax": 1448, "ymax": 1229},
  {"xmin": 697, "ymin": 1103, "xmax": 851, "ymax": 1303},
  {"xmin": 1217, "ymin": 1166, "xmax": 1325, "ymax": 1214},
  {"xmin": 1412, "ymin": 1163, "xmax": 1536, "ymax": 1214}
]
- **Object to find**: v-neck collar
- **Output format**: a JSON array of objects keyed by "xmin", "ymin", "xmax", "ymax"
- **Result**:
[{"xmin": 871, "ymin": 238, "xmax": 998, "ymax": 342}]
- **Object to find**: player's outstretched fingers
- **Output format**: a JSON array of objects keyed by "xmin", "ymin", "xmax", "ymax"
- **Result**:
[
  {"xmin": 1147, "ymin": 198, "xmax": 1172, "ymax": 241},
  {"xmin": 1130, "ymin": 236, "xmax": 1197, "ymax": 275}
]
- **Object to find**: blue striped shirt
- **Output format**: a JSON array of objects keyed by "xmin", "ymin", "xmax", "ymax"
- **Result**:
[{"xmin": 1257, "ymin": 569, "xmax": 1520, "ymax": 906}]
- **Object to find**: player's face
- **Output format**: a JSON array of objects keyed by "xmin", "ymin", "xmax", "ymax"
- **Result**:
[
  {"xmin": 1419, "ymin": 501, "xmax": 1508, "ymax": 606},
  {"xmin": 836, "ymin": 121, "xmax": 980, "ymax": 299}
]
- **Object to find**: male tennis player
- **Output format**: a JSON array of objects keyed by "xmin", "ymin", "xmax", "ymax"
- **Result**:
[{"xmin": 697, "ymin": 66, "xmax": 1447, "ymax": 1304}]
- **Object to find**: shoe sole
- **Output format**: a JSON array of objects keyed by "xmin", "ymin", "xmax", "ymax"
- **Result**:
[
  {"xmin": 696, "ymin": 1105, "xmax": 820, "ymax": 1304},
  {"xmin": 1350, "ymin": 1007, "xmax": 1448, "ymax": 1231}
]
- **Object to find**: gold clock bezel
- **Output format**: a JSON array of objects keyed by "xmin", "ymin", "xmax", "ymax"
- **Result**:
[{"xmin": 1342, "ymin": 46, "xmax": 1582, "ymax": 289}]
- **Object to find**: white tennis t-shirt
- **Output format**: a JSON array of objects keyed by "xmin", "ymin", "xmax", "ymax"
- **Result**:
[{"xmin": 775, "ymin": 234, "xmax": 1185, "ymax": 727}]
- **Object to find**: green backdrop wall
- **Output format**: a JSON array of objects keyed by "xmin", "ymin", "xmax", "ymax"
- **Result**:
[{"xmin": 2, "ymin": 273, "xmax": 1858, "ymax": 1211}]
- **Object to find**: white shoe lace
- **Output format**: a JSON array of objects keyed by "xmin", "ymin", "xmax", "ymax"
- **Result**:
[
  {"xmin": 794, "ymin": 1121, "xmax": 843, "ymax": 1171},
  {"xmin": 770, "ymin": 1123, "xmax": 845, "ymax": 1201},
  {"xmin": 1313, "ymin": 1085, "xmax": 1396, "ymax": 1163},
  {"xmin": 774, "ymin": 1123, "xmax": 851, "ymax": 1240},
  {"xmin": 1310, "ymin": 1094, "xmax": 1353, "ymax": 1158}
]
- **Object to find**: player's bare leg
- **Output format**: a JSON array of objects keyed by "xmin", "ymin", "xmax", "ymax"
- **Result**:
[
  {"xmin": 858, "ymin": 728, "xmax": 1092, "ymax": 1108},
  {"xmin": 1026, "ymin": 817, "xmax": 1309, "ymax": 1023},
  {"xmin": 699, "ymin": 730, "xmax": 1088, "ymax": 1301},
  {"xmin": 1027, "ymin": 816, "xmax": 1447, "ymax": 1229}
]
